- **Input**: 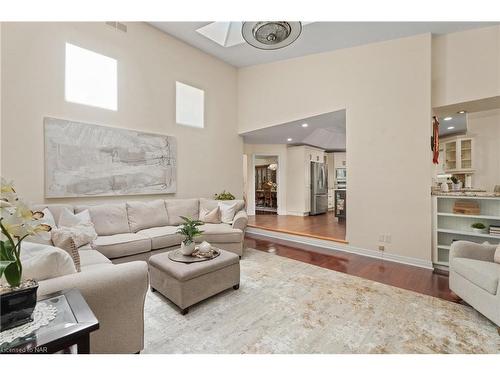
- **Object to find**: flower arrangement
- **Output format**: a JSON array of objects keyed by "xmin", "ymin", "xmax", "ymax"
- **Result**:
[
  {"xmin": 1, "ymin": 178, "xmax": 51, "ymax": 287},
  {"xmin": 214, "ymin": 190, "xmax": 235, "ymax": 200}
]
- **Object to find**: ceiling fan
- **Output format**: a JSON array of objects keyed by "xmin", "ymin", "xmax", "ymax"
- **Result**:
[{"xmin": 196, "ymin": 21, "xmax": 309, "ymax": 50}]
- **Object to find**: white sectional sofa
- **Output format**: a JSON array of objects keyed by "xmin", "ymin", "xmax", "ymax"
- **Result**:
[
  {"xmin": 35, "ymin": 198, "xmax": 248, "ymax": 260},
  {"xmin": 32, "ymin": 198, "xmax": 248, "ymax": 353}
]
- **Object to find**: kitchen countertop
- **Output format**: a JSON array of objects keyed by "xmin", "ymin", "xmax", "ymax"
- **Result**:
[{"xmin": 432, "ymin": 191, "xmax": 500, "ymax": 198}]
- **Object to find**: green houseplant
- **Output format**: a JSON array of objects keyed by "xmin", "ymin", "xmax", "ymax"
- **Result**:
[
  {"xmin": 176, "ymin": 216, "xmax": 204, "ymax": 255},
  {"xmin": 471, "ymin": 222, "xmax": 487, "ymax": 234},
  {"xmin": 214, "ymin": 190, "xmax": 235, "ymax": 200},
  {"xmin": 1, "ymin": 177, "xmax": 51, "ymax": 331}
]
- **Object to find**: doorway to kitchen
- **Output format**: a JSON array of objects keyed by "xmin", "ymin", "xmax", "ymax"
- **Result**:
[
  {"xmin": 242, "ymin": 110, "xmax": 347, "ymax": 244},
  {"xmin": 254, "ymin": 155, "xmax": 279, "ymax": 215}
]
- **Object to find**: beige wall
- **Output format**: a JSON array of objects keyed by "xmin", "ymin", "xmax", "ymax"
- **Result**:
[
  {"xmin": 468, "ymin": 109, "xmax": 500, "ymax": 191},
  {"xmin": 239, "ymin": 34, "xmax": 433, "ymax": 262},
  {"xmin": 1, "ymin": 22, "xmax": 243, "ymax": 204},
  {"xmin": 432, "ymin": 26, "xmax": 500, "ymax": 108}
]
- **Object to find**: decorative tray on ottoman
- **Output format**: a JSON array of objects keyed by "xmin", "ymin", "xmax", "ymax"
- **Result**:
[{"xmin": 168, "ymin": 246, "xmax": 221, "ymax": 263}]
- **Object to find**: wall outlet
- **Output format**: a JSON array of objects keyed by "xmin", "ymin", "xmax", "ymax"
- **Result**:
[{"xmin": 378, "ymin": 245, "xmax": 385, "ymax": 251}]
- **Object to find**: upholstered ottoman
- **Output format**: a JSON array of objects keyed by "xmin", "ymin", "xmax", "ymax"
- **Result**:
[{"xmin": 148, "ymin": 249, "xmax": 240, "ymax": 314}]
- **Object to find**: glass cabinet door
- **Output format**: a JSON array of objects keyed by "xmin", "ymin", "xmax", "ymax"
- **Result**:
[
  {"xmin": 445, "ymin": 141, "xmax": 456, "ymax": 171},
  {"xmin": 460, "ymin": 139, "xmax": 472, "ymax": 169}
]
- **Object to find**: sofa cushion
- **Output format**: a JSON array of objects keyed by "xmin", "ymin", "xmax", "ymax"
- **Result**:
[
  {"xmin": 79, "ymin": 249, "xmax": 112, "ymax": 267},
  {"xmin": 452, "ymin": 257, "xmax": 500, "ymax": 295},
  {"xmin": 92, "ymin": 233, "xmax": 151, "ymax": 259},
  {"xmin": 165, "ymin": 199, "xmax": 199, "ymax": 225},
  {"xmin": 127, "ymin": 200, "xmax": 169, "ymax": 232},
  {"xmin": 197, "ymin": 223, "xmax": 243, "ymax": 243},
  {"xmin": 137, "ymin": 226, "xmax": 183, "ymax": 250},
  {"xmin": 77, "ymin": 203, "xmax": 130, "ymax": 236}
]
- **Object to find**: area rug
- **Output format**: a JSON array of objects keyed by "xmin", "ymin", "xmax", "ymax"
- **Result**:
[{"xmin": 143, "ymin": 248, "xmax": 500, "ymax": 353}]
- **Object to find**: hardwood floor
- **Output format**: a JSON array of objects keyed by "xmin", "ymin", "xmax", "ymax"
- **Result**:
[
  {"xmin": 247, "ymin": 211, "xmax": 346, "ymax": 243},
  {"xmin": 244, "ymin": 237, "xmax": 460, "ymax": 303}
]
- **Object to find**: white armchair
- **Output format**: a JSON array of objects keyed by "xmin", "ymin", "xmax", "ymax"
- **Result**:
[{"xmin": 449, "ymin": 241, "xmax": 500, "ymax": 327}]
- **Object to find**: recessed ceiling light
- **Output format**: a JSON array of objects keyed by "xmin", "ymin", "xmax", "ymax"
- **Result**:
[
  {"xmin": 457, "ymin": 110, "xmax": 466, "ymax": 114},
  {"xmin": 447, "ymin": 126, "xmax": 455, "ymax": 130},
  {"xmin": 287, "ymin": 138, "xmax": 293, "ymax": 142},
  {"xmin": 444, "ymin": 117, "xmax": 453, "ymax": 121},
  {"xmin": 301, "ymin": 123, "xmax": 308, "ymax": 128}
]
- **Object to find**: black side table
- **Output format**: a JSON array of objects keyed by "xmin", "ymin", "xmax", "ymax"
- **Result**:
[{"xmin": 0, "ymin": 289, "xmax": 99, "ymax": 354}]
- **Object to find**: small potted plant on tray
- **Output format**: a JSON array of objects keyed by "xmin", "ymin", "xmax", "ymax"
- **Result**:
[
  {"xmin": 1, "ymin": 178, "xmax": 51, "ymax": 331},
  {"xmin": 176, "ymin": 216, "xmax": 204, "ymax": 255},
  {"xmin": 471, "ymin": 222, "xmax": 487, "ymax": 234}
]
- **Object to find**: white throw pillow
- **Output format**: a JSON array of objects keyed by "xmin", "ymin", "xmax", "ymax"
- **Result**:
[
  {"xmin": 19, "ymin": 242, "xmax": 77, "ymax": 282},
  {"xmin": 26, "ymin": 208, "xmax": 57, "ymax": 245},
  {"xmin": 55, "ymin": 208, "xmax": 97, "ymax": 248},
  {"xmin": 218, "ymin": 202, "xmax": 238, "ymax": 224},
  {"xmin": 494, "ymin": 244, "xmax": 500, "ymax": 264},
  {"xmin": 58, "ymin": 208, "xmax": 91, "ymax": 227}
]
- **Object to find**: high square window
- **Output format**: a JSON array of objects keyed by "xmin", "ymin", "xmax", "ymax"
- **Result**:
[
  {"xmin": 176, "ymin": 81, "xmax": 204, "ymax": 128},
  {"xmin": 65, "ymin": 43, "xmax": 117, "ymax": 111}
]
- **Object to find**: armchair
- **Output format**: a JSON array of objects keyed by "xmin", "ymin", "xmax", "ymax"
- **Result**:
[{"xmin": 449, "ymin": 241, "xmax": 500, "ymax": 326}]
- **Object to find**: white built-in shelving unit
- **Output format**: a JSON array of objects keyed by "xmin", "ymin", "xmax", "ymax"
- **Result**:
[{"xmin": 432, "ymin": 195, "xmax": 500, "ymax": 269}]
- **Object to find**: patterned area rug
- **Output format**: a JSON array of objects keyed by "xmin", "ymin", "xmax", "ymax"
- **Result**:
[{"xmin": 143, "ymin": 248, "xmax": 500, "ymax": 353}]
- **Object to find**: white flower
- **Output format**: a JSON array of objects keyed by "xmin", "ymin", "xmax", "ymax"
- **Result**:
[{"xmin": 0, "ymin": 177, "xmax": 51, "ymax": 241}]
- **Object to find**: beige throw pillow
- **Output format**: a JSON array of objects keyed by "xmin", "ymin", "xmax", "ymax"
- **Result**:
[
  {"xmin": 199, "ymin": 207, "xmax": 221, "ymax": 224},
  {"xmin": 52, "ymin": 223, "xmax": 97, "ymax": 249},
  {"xmin": 494, "ymin": 244, "xmax": 500, "ymax": 264},
  {"xmin": 51, "ymin": 234, "xmax": 81, "ymax": 272}
]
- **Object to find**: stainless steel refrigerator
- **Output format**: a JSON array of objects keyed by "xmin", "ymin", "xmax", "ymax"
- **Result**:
[{"xmin": 310, "ymin": 161, "xmax": 328, "ymax": 215}]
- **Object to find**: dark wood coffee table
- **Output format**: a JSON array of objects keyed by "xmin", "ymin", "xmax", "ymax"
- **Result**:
[{"xmin": 0, "ymin": 289, "xmax": 99, "ymax": 354}]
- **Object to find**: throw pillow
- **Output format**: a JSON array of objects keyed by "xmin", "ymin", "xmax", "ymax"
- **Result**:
[
  {"xmin": 52, "ymin": 222, "xmax": 97, "ymax": 249},
  {"xmin": 26, "ymin": 208, "xmax": 57, "ymax": 245},
  {"xmin": 199, "ymin": 206, "xmax": 221, "ymax": 224},
  {"xmin": 18, "ymin": 242, "xmax": 76, "ymax": 282},
  {"xmin": 218, "ymin": 202, "xmax": 238, "ymax": 224},
  {"xmin": 494, "ymin": 244, "xmax": 500, "ymax": 264},
  {"xmin": 51, "ymin": 234, "xmax": 81, "ymax": 272},
  {"xmin": 58, "ymin": 207, "xmax": 92, "ymax": 227}
]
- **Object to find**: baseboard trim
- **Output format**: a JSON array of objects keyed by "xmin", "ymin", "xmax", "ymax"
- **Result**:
[{"xmin": 246, "ymin": 227, "xmax": 434, "ymax": 270}]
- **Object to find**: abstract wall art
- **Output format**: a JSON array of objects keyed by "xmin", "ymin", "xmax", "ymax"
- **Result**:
[{"xmin": 44, "ymin": 117, "xmax": 177, "ymax": 197}]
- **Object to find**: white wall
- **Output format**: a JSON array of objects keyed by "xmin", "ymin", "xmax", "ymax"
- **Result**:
[
  {"xmin": 468, "ymin": 109, "xmax": 500, "ymax": 191},
  {"xmin": 432, "ymin": 26, "xmax": 500, "ymax": 108},
  {"xmin": 1, "ymin": 22, "xmax": 243, "ymax": 204},
  {"xmin": 239, "ymin": 34, "xmax": 433, "ymax": 263}
]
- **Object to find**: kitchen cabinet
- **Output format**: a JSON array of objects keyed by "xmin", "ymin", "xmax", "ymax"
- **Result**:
[{"xmin": 442, "ymin": 137, "xmax": 474, "ymax": 173}]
